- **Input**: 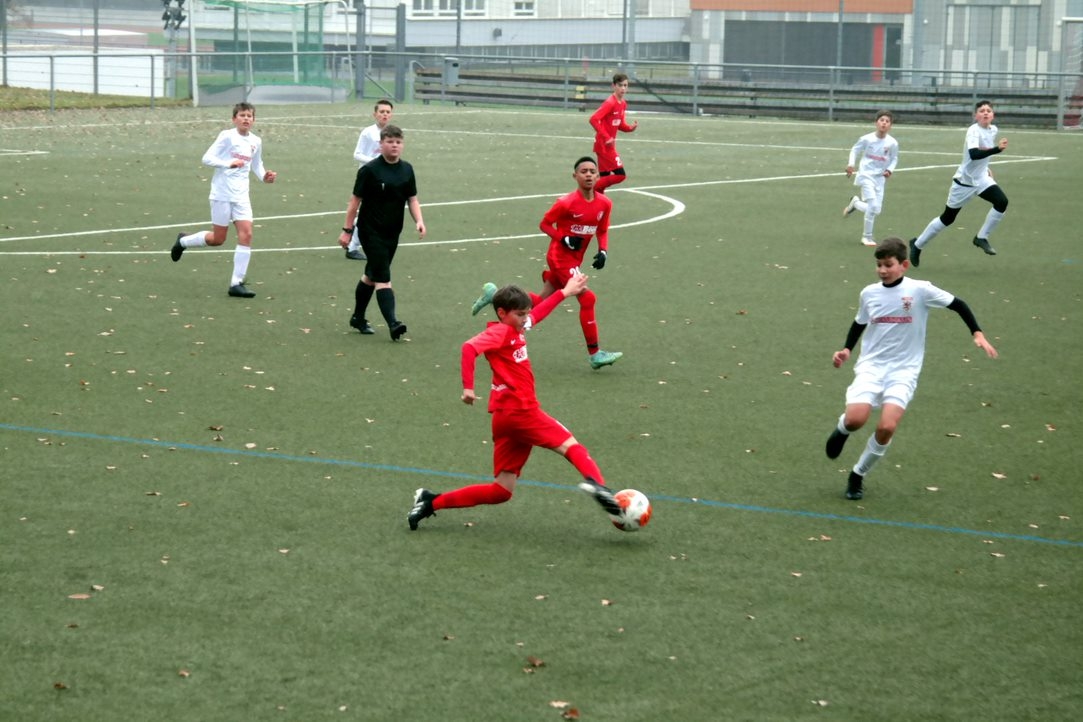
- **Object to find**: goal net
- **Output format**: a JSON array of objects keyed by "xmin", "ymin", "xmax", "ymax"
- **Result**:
[
  {"xmin": 194, "ymin": 0, "xmax": 352, "ymax": 104},
  {"xmin": 1058, "ymin": 17, "xmax": 1083, "ymax": 129}
]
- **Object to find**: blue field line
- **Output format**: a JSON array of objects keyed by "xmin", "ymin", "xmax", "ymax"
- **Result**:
[{"xmin": 4, "ymin": 422, "xmax": 1080, "ymax": 549}]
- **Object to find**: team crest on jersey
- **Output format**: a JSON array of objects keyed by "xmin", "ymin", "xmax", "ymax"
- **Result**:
[
  {"xmin": 902, "ymin": 296, "xmax": 913, "ymax": 313},
  {"xmin": 513, "ymin": 345, "xmax": 528, "ymax": 363}
]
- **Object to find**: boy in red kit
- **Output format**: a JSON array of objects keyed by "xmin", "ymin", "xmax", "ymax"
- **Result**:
[
  {"xmin": 408, "ymin": 273, "xmax": 622, "ymax": 530},
  {"xmin": 471, "ymin": 156, "xmax": 623, "ymax": 370},
  {"xmin": 590, "ymin": 73, "xmax": 637, "ymax": 194}
]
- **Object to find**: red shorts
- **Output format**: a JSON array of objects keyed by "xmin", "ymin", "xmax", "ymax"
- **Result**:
[
  {"xmin": 491, "ymin": 407, "xmax": 572, "ymax": 477},
  {"xmin": 594, "ymin": 144, "xmax": 623, "ymax": 174}
]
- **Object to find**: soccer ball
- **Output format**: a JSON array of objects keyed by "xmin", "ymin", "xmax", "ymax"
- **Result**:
[{"xmin": 609, "ymin": 489, "xmax": 652, "ymax": 532}]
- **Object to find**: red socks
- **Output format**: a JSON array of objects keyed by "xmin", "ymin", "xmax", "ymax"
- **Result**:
[
  {"xmin": 433, "ymin": 482, "xmax": 512, "ymax": 510},
  {"xmin": 565, "ymin": 444, "xmax": 604, "ymax": 485}
]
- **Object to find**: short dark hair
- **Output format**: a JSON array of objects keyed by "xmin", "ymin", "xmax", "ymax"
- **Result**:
[
  {"xmin": 493, "ymin": 285, "xmax": 532, "ymax": 312},
  {"xmin": 232, "ymin": 102, "xmax": 255, "ymax": 117},
  {"xmin": 875, "ymin": 109, "xmax": 894, "ymax": 122},
  {"xmin": 380, "ymin": 124, "xmax": 404, "ymax": 140},
  {"xmin": 975, "ymin": 99, "xmax": 993, "ymax": 111},
  {"xmin": 612, "ymin": 73, "xmax": 629, "ymax": 84},
  {"xmin": 573, "ymin": 156, "xmax": 597, "ymax": 170},
  {"xmin": 874, "ymin": 237, "xmax": 908, "ymax": 263},
  {"xmin": 374, "ymin": 99, "xmax": 394, "ymax": 110}
]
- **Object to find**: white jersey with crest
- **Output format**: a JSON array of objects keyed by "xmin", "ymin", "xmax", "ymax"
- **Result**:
[
  {"xmin": 953, "ymin": 122, "xmax": 998, "ymax": 187},
  {"xmin": 848, "ymin": 131, "xmax": 898, "ymax": 178},
  {"xmin": 203, "ymin": 128, "xmax": 267, "ymax": 203},
  {"xmin": 853, "ymin": 277, "xmax": 955, "ymax": 376}
]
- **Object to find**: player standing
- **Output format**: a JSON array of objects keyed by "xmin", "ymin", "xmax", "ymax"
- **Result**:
[
  {"xmin": 589, "ymin": 73, "xmax": 638, "ymax": 194},
  {"xmin": 344, "ymin": 99, "xmax": 394, "ymax": 262},
  {"xmin": 843, "ymin": 110, "xmax": 899, "ymax": 247},
  {"xmin": 909, "ymin": 100, "xmax": 1009, "ymax": 267}
]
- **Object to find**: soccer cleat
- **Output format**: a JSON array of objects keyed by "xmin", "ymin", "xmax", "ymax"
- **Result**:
[
  {"xmin": 825, "ymin": 428, "xmax": 849, "ymax": 459},
  {"xmin": 589, "ymin": 350, "xmax": 623, "ymax": 370},
  {"xmin": 171, "ymin": 233, "xmax": 185, "ymax": 262},
  {"xmin": 349, "ymin": 316, "xmax": 375, "ymax": 335},
  {"xmin": 390, "ymin": 321, "xmax": 408, "ymax": 341},
  {"xmin": 345, "ymin": 249, "xmax": 367, "ymax": 261},
  {"xmin": 909, "ymin": 238, "xmax": 922, "ymax": 267},
  {"xmin": 407, "ymin": 488, "xmax": 439, "ymax": 530},
  {"xmin": 228, "ymin": 284, "xmax": 255, "ymax": 298},
  {"xmin": 843, "ymin": 196, "xmax": 859, "ymax": 217},
  {"xmin": 470, "ymin": 282, "xmax": 498, "ymax": 316},
  {"xmin": 845, "ymin": 471, "xmax": 865, "ymax": 500},
  {"xmin": 860, "ymin": 237, "xmax": 877, "ymax": 247},
  {"xmin": 577, "ymin": 478, "xmax": 623, "ymax": 517},
  {"xmin": 972, "ymin": 236, "xmax": 997, "ymax": 256}
]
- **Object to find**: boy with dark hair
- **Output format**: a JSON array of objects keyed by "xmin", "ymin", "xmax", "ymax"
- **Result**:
[
  {"xmin": 471, "ymin": 156, "xmax": 622, "ymax": 370},
  {"xmin": 910, "ymin": 100, "xmax": 1010, "ymax": 266},
  {"xmin": 843, "ymin": 110, "xmax": 898, "ymax": 247},
  {"xmin": 589, "ymin": 73, "xmax": 638, "ymax": 194},
  {"xmin": 408, "ymin": 273, "xmax": 622, "ymax": 530},
  {"xmin": 171, "ymin": 102, "xmax": 277, "ymax": 298},
  {"xmin": 344, "ymin": 98, "xmax": 395, "ymax": 261},
  {"xmin": 338, "ymin": 125, "xmax": 425, "ymax": 341},
  {"xmin": 825, "ymin": 237, "xmax": 998, "ymax": 500}
]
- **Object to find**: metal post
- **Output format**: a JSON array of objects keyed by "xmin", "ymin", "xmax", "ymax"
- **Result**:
[
  {"xmin": 393, "ymin": 3, "xmax": 406, "ymax": 102},
  {"xmin": 354, "ymin": 0, "xmax": 365, "ymax": 99},
  {"xmin": 455, "ymin": 0, "xmax": 462, "ymax": 55},
  {"xmin": 93, "ymin": 0, "xmax": 100, "ymax": 95},
  {"xmin": 1, "ymin": 0, "xmax": 8, "ymax": 86}
]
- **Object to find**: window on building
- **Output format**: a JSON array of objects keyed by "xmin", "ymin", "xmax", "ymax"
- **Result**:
[
  {"xmin": 412, "ymin": 0, "xmax": 485, "ymax": 17},
  {"xmin": 513, "ymin": 1, "xmax": 536, "ymax": 17}
]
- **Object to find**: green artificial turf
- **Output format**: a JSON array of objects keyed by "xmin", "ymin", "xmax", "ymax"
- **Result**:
[{"xmin": 1, "ymin": 102, "xmax": 1081, "ymax": 721}]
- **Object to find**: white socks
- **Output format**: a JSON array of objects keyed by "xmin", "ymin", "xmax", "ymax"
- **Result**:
[
  {"xmin": 854, "ymin": 435, "xmax": 890, "ymax": 477},
  {"xmin": 978, "ymin": 209, "xmax": 1004, "ymax": 240},
  {"xmin": 231, "ymin": 246, "xmax": 251, "ymax": 287},
  {"xmin": 180, "ymin": 231, "xmax": 208, "ymax": 247}
]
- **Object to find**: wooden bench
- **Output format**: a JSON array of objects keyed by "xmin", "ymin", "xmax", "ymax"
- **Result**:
[{"xmin": 413, "ymin": 67, "xmax": 1061, "ymax": 127}]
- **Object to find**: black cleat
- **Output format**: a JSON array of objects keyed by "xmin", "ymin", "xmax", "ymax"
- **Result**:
[
  {"xmin": 228, "ymin": 284, "xmax": 256, "ymax": 298},
  {"xmin": 908, "ymin": 238, "xmax": 921, "ymax": 267},
  {"xmin": 577, "ymin": 477, "xmax": 623, "ymax": 517},
  {"xmin": 825, "ymin": 428, "xmax": 849, "ymax": 460},
  {"xmin": 408, "ymin": 488, "xmax": 438, "ymax": 530},
  {"xmin": 390, "ymin": 321, "xmax": 408, "ymax": 341},
  {"xmin": 349, "ymin": 316, "xmax": 375, "ymax": 335},
  {"xmin": 972, "ymin": 236, "xmax": 997, "ymax": 256},
  {"xmin": 171, "ymin": 233, "xmax": 185, "ymax": 262},
  {"xmin": 345, "ymin": 249, "xmax": 367, "ymax": 261},
  {"xmin": 845, "ymin": 471, "xmax": 865, "ymax": 500}
]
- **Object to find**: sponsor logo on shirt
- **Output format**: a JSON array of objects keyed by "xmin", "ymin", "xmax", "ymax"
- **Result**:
[
  {"xmin": 570, "ymin": 224, "xmax": 597, "ymax": 235},
  {"xmin": 872, "ymin": 316, "xmax": 912, "ymax": 324},
  {"xmin": 513, "ymin": 346, "xmax": 528, "ymax": 363}
]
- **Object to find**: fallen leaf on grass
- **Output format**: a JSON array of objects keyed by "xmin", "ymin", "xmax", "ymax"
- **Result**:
[
  {"xmin": 67, "ymin": 593, "xmax": 91, "ymax": 600},
  {"xmin": 991, "ymin": 472, "xmax": 1007, "ymax": 480},
  {"xmin": 526, "ymin": 655, "xmax": 545, "ymax": 668},
  {"xmin": 548, "ymin": 701, "xmax": 571, "ymax": 709},
  {"xmin": 561, "ymin": 708, "xmax": 581, "ymax": 720},
  {"xmin": 178, "ymin": 669, "xmax": 191, "ymax": 678},
  {"xmin": 53, "ymin": 682, "xmax": 67, "ymax": 690}
]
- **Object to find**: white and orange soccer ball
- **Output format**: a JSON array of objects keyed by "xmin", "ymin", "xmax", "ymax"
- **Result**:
[{"xmin": 609, "ymin": 489, "xmax": 652, "ymax": 532}]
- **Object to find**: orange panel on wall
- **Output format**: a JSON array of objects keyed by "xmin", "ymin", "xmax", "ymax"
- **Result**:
[{"xmin": 691, "ymin": 1, "xmax": 913, "ymax": 13}]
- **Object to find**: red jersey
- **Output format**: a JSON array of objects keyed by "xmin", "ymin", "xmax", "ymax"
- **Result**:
[
  {"xmin": 540, "ymin": 189, "xmax": 612, "ymax": 271},
  {"xmin": 590, "ymin": 95, "xmax": 633, "ymax": 151},
  {"xmin": 461, "ymin": 291, "xmax": 565, "ymax": 413}
]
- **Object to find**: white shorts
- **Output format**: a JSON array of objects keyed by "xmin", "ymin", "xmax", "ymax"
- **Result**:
[
  {"xmin": 210, "ymin": 199, "xmax": 253, "ymax": 227},
  {"xmin": 845, "ymin": 367, "xmax": 918, "ymax": 410},
  {"xmin": 945, "ymin": 174, "xmax": 995, "ymax": 209},
  {"xmin": 853, "ymin": 174, "xmax": 886, "ymax": 214}
]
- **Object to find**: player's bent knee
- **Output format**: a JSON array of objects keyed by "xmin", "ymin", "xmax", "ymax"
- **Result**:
[
  {"xmin": 940, "ymin": 207, "xmax": 960, "ymax": 226},
  {"xmin": 577, "ymin": 289, "xmax": 596, "ymax": 309}
]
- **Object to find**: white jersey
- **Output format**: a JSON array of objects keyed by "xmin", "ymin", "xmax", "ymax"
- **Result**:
[
  {"xmin": 848, "ymin": 132, "xmax": 898, "ymax": 178},
  {"xmin": 953, "ymin": 122, "xmax": 998, "ymax": 187},
  {"xmin": 203, "ymin": 128, "xmax": 267, "ymax": 203},
  {"xmin": 353, "ymin": 123, "xmax": 381, "ymax": 166},
  {"xmin": 853, "ymin": 277, "xmax": 955, "ymax": 376}
]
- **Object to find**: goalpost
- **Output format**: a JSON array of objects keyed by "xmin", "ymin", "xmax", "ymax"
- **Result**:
[
  {"xmin": 188, "ymin": 0, "xmax": 352, "ymax": 106},
  {"xmin": 1057, "ymin": 17, "xmax": 1083, "ymax": 130}
]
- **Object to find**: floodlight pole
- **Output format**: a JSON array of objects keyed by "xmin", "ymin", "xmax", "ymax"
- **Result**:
[
  {"xmin": 354, "ymin": 0, "xmax": 365, "ymax": 99},
  {"xmin": 93, "ymin": 0, "xmax": 100, "ymax": 95},
  {"xmin": 2, "ymin": 0, "xmax": 8, "ymax": 87}
]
